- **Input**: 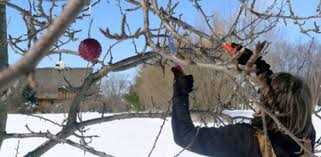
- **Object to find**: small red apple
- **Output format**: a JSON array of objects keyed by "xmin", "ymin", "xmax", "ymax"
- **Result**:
[{"xmin": 79, "ymin": 38, "xmax": 102, "ymax": 62}]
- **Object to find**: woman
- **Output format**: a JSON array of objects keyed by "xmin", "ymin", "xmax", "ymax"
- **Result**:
[{"xmin": 171, "ymin": 43, "xmax": 316, "ymax": 157}]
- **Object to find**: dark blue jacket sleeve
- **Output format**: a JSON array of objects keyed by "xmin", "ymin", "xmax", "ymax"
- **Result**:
[{"xmin": 171, "ymin": 94, "xmax": 262, "ymax": 157}]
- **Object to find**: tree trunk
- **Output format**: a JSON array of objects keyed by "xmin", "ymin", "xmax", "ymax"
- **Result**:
[{"xmin": 0, "ymin": 2, "xmax": 8, "ymax": 149}]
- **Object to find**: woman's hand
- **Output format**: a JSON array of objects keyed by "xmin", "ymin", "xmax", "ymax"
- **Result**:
[{"xmin": 171, "ymin": 65, "xmax": 194, "ymax": 95}]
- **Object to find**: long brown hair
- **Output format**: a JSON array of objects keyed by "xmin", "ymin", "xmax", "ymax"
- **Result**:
[{"xmin": 253, "ymin": 72, "xmax": 314, "ymax": 137}]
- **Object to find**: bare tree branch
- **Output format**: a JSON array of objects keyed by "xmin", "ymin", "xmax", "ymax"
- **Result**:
[
  {"xmin": 0, "ymin": 0, "xmax": 90, "ymax": 90},
  {"xmin": 24, "ymin": 51, "xmax": 159, "ymax": 156},
  {"xmin": 6, "ymin": 132, "xmax": 113, "ymax": 157}
]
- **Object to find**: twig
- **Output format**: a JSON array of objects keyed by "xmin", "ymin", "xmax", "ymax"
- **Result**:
[
  {"xmin": 15, "ymin": 140, "xmax": 20, "ymax": 157},
  {"xmin": 6, "ymin": 132, "xmax": 113, "ymax": 157},
  {"xmin": 147, "ymin": 101, "xmax": 171, "ymax": 157},
  {"xmin": 25, "ymin": 114, "xmax": 63, "ymax": 127}
]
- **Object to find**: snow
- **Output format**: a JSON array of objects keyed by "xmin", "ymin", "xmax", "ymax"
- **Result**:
[{"xmin": 0, "ymin": 111, "xmax": 320, "ymax": 157}]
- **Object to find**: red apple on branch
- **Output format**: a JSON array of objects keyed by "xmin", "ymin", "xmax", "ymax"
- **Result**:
[{"xmin": 79, "ymin": 38, "xmax": 102, "ymax": 62}]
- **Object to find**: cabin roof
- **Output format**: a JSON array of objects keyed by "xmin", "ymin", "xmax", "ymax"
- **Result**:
[{"xmin": 33, "ymin": 68, "xmax": 98, "ymax": 99}]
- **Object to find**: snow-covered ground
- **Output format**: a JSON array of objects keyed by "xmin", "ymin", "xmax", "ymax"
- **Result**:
[{"xmin": 0, "ymin": 111, "xmax": 320, "ymax": 157}]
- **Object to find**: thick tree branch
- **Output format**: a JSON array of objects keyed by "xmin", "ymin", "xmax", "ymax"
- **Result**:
[
  {"xmin": 24, "ymin": 51, "xmax": 159, "ymax": 156},
  {"xmin": 0, "ymin": 0, "xmax": 90, "ymax": 90}
]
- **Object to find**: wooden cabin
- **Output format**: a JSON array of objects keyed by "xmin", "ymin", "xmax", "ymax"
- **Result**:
[
  {"xmin": 10, "ymin": 67, "xmax": 129, "ymax": 113},
  {"xmin": 33, "ymin": 68, "xmax": 101, "ymax": 112}
]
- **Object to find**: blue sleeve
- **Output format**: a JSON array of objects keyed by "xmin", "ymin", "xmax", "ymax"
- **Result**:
[{"xmin": 171, "ymin": 94, "xmax": 261, "ymax": 157}]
